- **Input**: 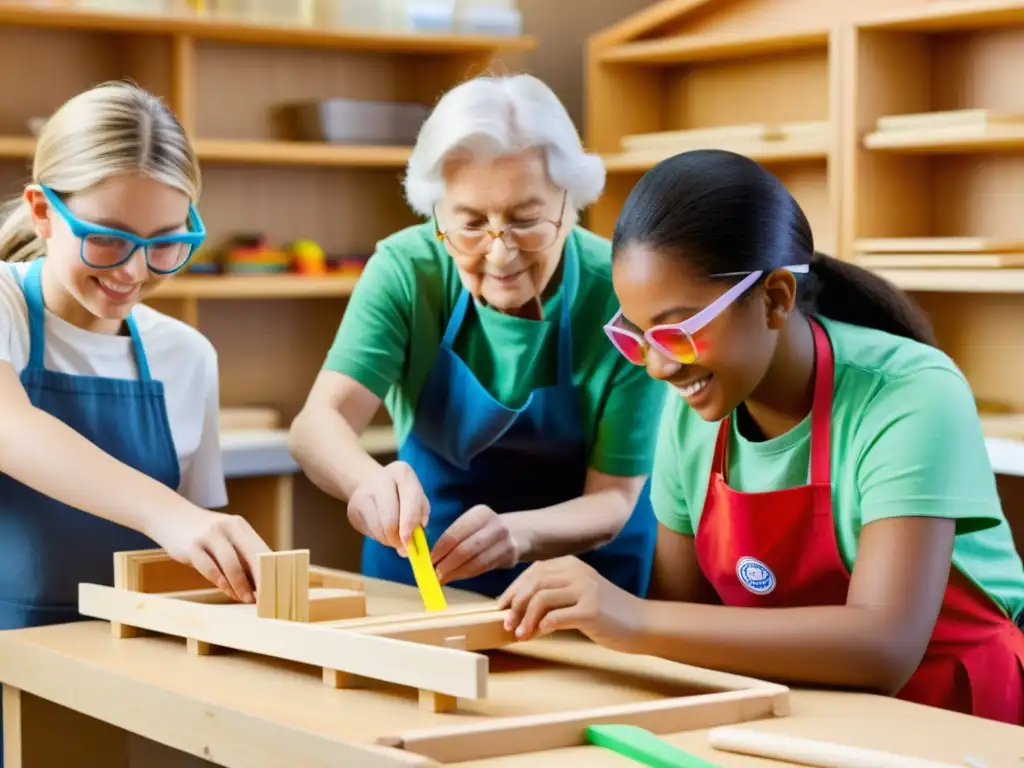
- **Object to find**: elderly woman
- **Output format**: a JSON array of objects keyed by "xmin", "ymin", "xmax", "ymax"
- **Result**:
[{"xmin": 289, "ymin": 74, "xmax": 666, "ymax": 598}]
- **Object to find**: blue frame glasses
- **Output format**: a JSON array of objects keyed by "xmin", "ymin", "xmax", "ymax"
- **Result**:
[{"xmin": 39, "ymin": 183, "xmax": 206, "ymax": 275}]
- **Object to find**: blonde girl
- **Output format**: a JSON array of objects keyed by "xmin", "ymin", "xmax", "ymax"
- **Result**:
[{"xmin": 0, "ymin": 82, "xmax": 269, "ymax": 643}]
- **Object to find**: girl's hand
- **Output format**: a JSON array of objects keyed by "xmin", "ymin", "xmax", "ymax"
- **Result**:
[
  {"xmin": 148, "ymin": 506, "xmax": 271, "ymax": 603},
  {"xmin": 497, "ymin": 556, "xmax": 644, "ymax": 652}
]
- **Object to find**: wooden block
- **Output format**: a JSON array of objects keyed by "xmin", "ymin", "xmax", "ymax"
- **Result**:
[
  {"xmin": 419, "ymin": 689, "xmax": 458, "ymax": 713},
  {"xmin": 416, "ymin": 634, "xmax": 466, "ymax": 713},
  {"xmin": 308, "ymin": 588, "xmax": 366, "ymax": 622},
  {"xmin": 186, "ymin": 637, "xmax": 214, "ymax": 656},
  {"xmin": 322, "ymin": 668, "xmax": 355, "ymax": 689},
  {"xmin": 257, "ymin": 550, "xmax": 310, "ymax": 622}
]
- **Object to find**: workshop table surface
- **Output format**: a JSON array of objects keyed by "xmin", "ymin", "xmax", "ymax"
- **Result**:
[{"xmin": 0, "ymin": 575, "xmax": 1021, "ymax": 767}]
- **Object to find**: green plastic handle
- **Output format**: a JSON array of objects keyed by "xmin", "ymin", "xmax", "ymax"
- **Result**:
[{"xmin": 585, "ymin": 724, "xmax": 722, "ymax": 768}]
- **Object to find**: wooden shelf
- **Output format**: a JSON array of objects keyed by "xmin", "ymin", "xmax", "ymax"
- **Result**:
[
  {"xmin": 863, "ymin": 124, "xmax": 1024, "ymax": 153},
  {"xmin": 152, "ymin": 274, "xmax": 360, "ymax": 300},
  {"xmin": 0, "ymin": 137, "xmax": 411, "ymax": 168},
  {"xmin": 858, "ymin": 0, "xmax": 1024, "ymax": 32},
  {"xmin": 871, "ymin": 269, "xmax": 1024, "ymax": 294},
  {"xmin": 586, "ymin": 0, "xmax": 839, "ymax": 254},
  {"xmin": 598, "ymin": 26, "xmax": 829, "ymax": 65},
  {"xmin": 0, "ymin": 3, "xmax": 536, "ymax": 53},
  {"xmin": 0, "ymin": 135, "xmax": 33, "ymax": 159},
  {"xmin": 602, "ymin": 143, "xmax": 828, "ymax": 173},
  {"xmin": 194, "ymin": 139, "xmax": 411, "ymax": 168}
]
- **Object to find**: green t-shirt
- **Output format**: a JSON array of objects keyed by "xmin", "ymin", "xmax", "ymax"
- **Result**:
[
  {"xmin": 323, "ymin": 222, "xmax": 667, "ymax": 477},
  {"xmin": 652, "ymin": 315, "xmax": 1024, "ymax": 622}
]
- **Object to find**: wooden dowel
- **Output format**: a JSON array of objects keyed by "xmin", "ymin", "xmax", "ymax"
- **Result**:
[{"xmin": 707, "ymin": 727, "xmax": 966, "ymax": 768}]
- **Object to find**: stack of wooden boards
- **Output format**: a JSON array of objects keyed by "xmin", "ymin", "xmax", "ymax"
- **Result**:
[
  {"xmin": 864, "ymin": 107, "xmax": 1024, "ymax": 151},
  {"xmin": 857, "ymin": 109, "xmax": 1024, "ymax": 270},
  {"xmin": 614, "ymin": 120, "xmax": 830, "ymax": 165}
]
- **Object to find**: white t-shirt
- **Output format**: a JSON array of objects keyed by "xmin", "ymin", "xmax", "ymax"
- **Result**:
[{"xmin": 0, "ymin": 262, "xmax": 227, "ymax": 509}]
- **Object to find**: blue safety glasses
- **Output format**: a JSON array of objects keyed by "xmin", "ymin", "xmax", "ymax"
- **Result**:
[{"xmin": 39, "ymin": 184, "xmax": 206, "ymax": 275}]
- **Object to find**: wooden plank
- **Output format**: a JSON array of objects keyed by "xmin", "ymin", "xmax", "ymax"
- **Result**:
[
  {"xmin": 869, "ymin": 269, "xmax": 1024, "ymax": 293},
  {"xmin": 317, "ymin": 602, "xmax": 502, "ymax": 630},
  {"xmin": 590, "ymin": 0, "xmax": 723, "ymax": 47},
  {"xmin": 856, "ymin": 253, "xmax": 1024, "ymax": 269},
  {"xmin": 876, "ymin": 109, "xmax": 1024, "ymax": 133},
  {"xmin": 378, "ymin": 689, "xmax": 782, "ymax": 763},
  {"xmin": 863, "ymin": 123, "xmax": 1024, "ymax": 153},
  {"xmin": 0, "ymin": 4, "xmax": 536, "ymax": 54},
  {"xmin": 78, "ymin": 584, "xmax": 489, "ymax": 699},
  {"xmin": 854, "ymin": 237, "xmax": 1024, "ymax": 254},
  {"xmin": 857, "ymin": 0, "xmax": 1024, "ymax": 32},
  {"xmin": 599, "ymin": 26, "xmax": 829, "ymax": 65},
  {"xmin": 355, "ymin": 611, "xmax": 514, "ymax": 652}
]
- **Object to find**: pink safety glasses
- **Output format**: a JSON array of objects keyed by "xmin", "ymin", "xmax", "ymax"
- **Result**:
[{"xmin": 603, "ymin": 265, "xmax": 810, "ymax": 366}]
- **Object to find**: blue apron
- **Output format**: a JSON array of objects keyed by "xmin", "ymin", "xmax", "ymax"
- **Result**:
[
  {"xmin": 0, "ymin": 259, "xmax": 180, "ymax": 762},
  {"xmin": 361, "ymin": 238, "xmax": 656, "ymax": 598}
]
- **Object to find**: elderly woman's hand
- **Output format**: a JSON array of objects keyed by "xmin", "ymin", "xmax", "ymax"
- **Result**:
[
  {"xmin": 496, "ymin": 557, "xmax": 645, "ymax": 651},
  {"xmin": 347, "ymin": 460, "xmax": 430, "ymax": 557},
  {"xmin": 431, "ymin": 504, "xmax": 520, "ymax": 584}
]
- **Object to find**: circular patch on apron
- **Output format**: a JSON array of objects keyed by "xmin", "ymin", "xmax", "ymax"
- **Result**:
[{"xmin": 736, "ymin": 556, "xmax": 775, "ymax": 595}]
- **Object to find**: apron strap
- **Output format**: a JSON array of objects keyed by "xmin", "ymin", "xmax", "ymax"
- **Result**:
[
  {"xmin": 124, "ymin": 313, "xmax": 153, "ymax": 382},
  {"xmin": 441, "ymin": 289, "xmax": 472, "ymax": 350},
  {"xmin": 19, "ymin": 258, "xmax": 153, "ymax": 381},
  {"xmin": 22, "ymin": 259, "xmax": 48, "ymax": 370},
  {"xmin": 710, "ymin": 316, "xmax": 834, "ymax": 486},
  {"xmin": 807, "ymin": 316, "xmax": 834, "ymax": 486},
  {"xmin": 556, "ymin": 232, "xmax": 580, "ymax": 385}
]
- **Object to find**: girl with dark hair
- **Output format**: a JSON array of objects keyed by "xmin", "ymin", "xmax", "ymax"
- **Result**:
[{"xmin": 498, "ymin": 150, "xmax": 1024, "ymax": 724}]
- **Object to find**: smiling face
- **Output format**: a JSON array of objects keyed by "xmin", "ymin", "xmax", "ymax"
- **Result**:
[
  {"xmin": 27, "ymin": 172, "xmax": 192, "ymax": 333},
  {"xmin": 612, "ymin": 242, "xmax": 785, "ymax": 422},
  {"xmin": 436, "ymin": 148, "xmax": 570, "ymax": 314}
]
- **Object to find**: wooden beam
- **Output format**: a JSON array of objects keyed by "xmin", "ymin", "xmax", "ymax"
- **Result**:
[
  {"xmin": 353, "ymin": 611, "xmax": 514, "ymax": 652},
  {"xmin": 78, "ymin": 584, "xmax": 489, "ymax": 699},
  {"xmin": 379, "ymin": 689, "xmax": 782, "ymax": 764},
  {"xmin": 590, "ymin": 0, "xmax": 723, "ymax": 47}
]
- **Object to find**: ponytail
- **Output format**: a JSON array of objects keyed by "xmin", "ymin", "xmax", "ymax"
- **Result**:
[
  {"xmin": 799, "ymin": 251, "xmax": 936, "ymax": 346},
  {"xmin": 0, "ymin": 197, "xmax": 44, "ymax": 263}
]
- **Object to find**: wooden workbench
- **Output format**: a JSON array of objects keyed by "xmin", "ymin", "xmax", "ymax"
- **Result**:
[{"xmin": 1, "ymin": 576, "xmax": 1021, "ymax": 768}]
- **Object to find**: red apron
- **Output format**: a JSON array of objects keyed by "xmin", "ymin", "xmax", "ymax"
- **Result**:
[{"xmin": 693, "ymin": 317, "xmax": 1024, "ymax": 724}]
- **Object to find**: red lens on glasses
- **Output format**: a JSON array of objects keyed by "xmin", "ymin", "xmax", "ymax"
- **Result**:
[{"xmin": 648, "ymin": 327, "xmax": 698, "ymax": 365}]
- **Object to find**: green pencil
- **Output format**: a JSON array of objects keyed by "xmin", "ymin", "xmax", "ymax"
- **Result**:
[{"xmin": 585, "ymin": 724, "xmax": 723, "ymax": 768}]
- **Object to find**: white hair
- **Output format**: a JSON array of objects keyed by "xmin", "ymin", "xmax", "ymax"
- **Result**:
[{"xmin": 403, "ymin": 74, "xmax": 606, "ymax": 217}]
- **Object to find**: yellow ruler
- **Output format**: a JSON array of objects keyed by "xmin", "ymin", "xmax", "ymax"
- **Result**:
[{"xmin": 408, "ymin": 526, "xmax": 447, "ymax": 612}]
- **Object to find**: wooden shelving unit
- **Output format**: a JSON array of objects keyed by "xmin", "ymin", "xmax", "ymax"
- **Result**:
[
  {"xmin": 843, "ymin": 0, "xmax": 1024, "ymax": 437},
  {"xmin": 0, "ymin": 2, "xmax": 532, "ymax": 570},
  {"xmin": 579, "ymin": 0, "xmax": 914, "ymax": 256}
]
